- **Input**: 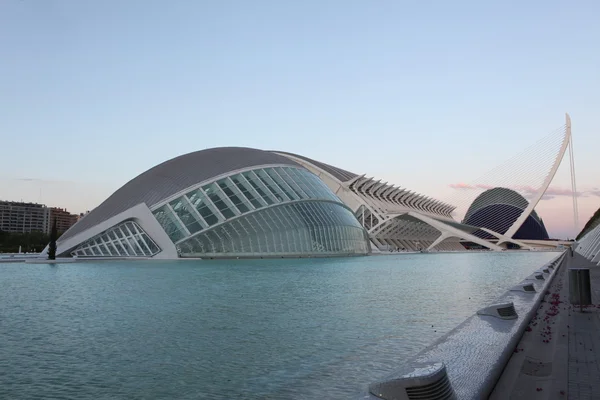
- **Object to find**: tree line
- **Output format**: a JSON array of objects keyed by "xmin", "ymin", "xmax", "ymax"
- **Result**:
[{"xmin": 0, "ymin": 230, "xmax": 63, "ymax": 253}]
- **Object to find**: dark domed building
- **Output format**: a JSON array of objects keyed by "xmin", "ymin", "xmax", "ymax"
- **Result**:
[{"xmin": 462, "ymin": 187, "xmax": 549, "ymax": 240}]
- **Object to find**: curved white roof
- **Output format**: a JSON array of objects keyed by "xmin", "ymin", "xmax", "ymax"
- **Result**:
[{"xmin": 58, "ymin": 147, "xmax": 300, "ymax": 243}]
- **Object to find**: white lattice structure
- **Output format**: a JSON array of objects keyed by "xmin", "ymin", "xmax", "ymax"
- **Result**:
[
  {"xmin": 576, "ymin": 223, "xmax": 600, "ymax": 265},
  {"xmin": 274, "ymin": 152, "xmax": 502, "ymax": 252}
]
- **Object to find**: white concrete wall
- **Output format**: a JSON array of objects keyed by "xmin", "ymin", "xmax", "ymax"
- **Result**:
[{"xmin": 55, "ymin": 203, "xmax": 178, "ymax": 259}]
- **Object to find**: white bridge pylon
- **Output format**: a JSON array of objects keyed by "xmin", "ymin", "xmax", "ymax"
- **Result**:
[
  {"xmin": 274, "ymin": 114, "xmax": 577, "ymax": 252},
  {"xmin": 498, "ymin": 113, "xmax": 574, "ymax": 245}
]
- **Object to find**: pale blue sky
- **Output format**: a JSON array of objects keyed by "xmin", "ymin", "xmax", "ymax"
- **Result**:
[{"xmin": 1, "ymin": 0, "xmax": 599, "ymax": 238}]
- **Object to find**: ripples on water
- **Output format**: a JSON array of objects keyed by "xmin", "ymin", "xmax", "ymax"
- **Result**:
[{"xmin": 0, "ymin": 252, "xmax": 556, "ymax": 399}]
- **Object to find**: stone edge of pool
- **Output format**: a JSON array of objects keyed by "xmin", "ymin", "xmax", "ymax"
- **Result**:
[{"xmin": 358, "ymin": 251, "xmax": 566, "ymax": 400}]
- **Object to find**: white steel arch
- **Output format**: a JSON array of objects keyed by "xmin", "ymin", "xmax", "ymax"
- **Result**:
[{"xmin": 501, "ymin": 114, "xmax": 572, "ymax": 242}]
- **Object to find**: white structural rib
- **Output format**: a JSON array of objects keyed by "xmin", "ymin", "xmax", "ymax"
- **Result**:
[
  {"xmin": 479, "ymin": 228, "xmax": 533, "ymax": 250},
  {"xmin": 343, "ymin": 174, "xmax": 364, "ymax": 187},
  {"xmin": 568, "ymin": 118, "xmax": 579, "ymax": 234},
  {"xmin": 274, "ymin": 150, "xmax": 481, "ymax": 251},
  {"xmin": 408, "ymin": 211, "xmax": 503, "ymax": 251},
  {"xmin": 501, "ymin": 113, "xmax": 572, "ymax": 241}
]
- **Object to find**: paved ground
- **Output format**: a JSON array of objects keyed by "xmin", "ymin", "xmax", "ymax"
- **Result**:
[
  {"xmin": 567, "ymin": 252, "xmax": 600, "ymax": 400},
  {"xmin": 490, "ymin": 251, "xmax": 600, "ymax": 399}
]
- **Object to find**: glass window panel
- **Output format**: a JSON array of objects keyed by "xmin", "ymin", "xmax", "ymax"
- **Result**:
[
  {"xmin": 206, "ymin": 230, "xmax": 224, "ymax": 253},
  {"xmin": 274, "ymin": 168, "xmax": 309, "ymax": 199},
  {"xmin": 215, "ymin": 199, "xmax": 236, "ymax": 219},
  {"xmin": 105, "ymin": 242, "xmax": 118, "ymax": 256},
  {"xmin": 186, "ymin": 236, "xmax": 202, "ymax": 254},
  {"xmin": 124, "ymin": 221, "xmax": 135, "ymax": 232},
  {"xmin": 203, "ymin": 183, "xmax": 236, "ymax": 220},
  {"xmin": 197, "ymin": 205, "xmax": 218, "ymax": 227},
  {"xmin": 111, "ymin": 240, "xmax": 126, "ymax": 256},
  {"xmin": 309, "ymin": 177, "xmax": 334, "ymax": 200},
  {"xmin": 200, "ymin": 234, "xmax": 213, "ymax": 253},
  {"xmin": 134, "ymin": 236, "xmax": 149, "ymax": 255},
  {"xmin": 118, "ymin": 239, "xmax": 131, "ymax": 255},
  {"xmin": 218, "ymin": 178, "xmax": 250, "ymax": 214},
  {"xmin": 230, "ymin": 175, "xmax": 264, "ymax": 209},
  {"xmin": 186, "ymin": 189, "xmax": 203, "ymax": 209},
  {"xmin": 142, "ymin": 234, "xmax": 159, "ymax": 254},
  {"xmin": 118, "ymin": 227, "xmax": 132, "ymax": 241},
  {"xmin": 286, "ymin": 168, "xmax": 317, "ymax": 198},
  {"xmin": 219, "ymin": 229, "xmax": 232, "ymax": 253},
  {"xmin": 200, "ymin": 232, "xmax": 216, "ymax": 253},
  {"xmin": 237, "ymin": 216, "xmax": 254, "ymax": 253},
  {"xmin": 230, "ymin": 220, "xmax": 248, "ymax": 253},
  {"xmin": 266, "ymin": 168, "xmax": 299, "ymax": 201},
  {"xmin": 220, "ymin": 226, "xmax": 237, "ymax": 253},
  {"xmin": 255, "ymin": 169, "xmax": 288, "ymax": 202},
  {"xmin": 169, "ymin": 197, "xmax": 204, "ymax": 234},
  {"xmin": 242, "ymin": 172, "xmax": 275, "ymax": 205},
  {"xmin": 112, "ymin": 228, "xmax": 123, "ymax": 239},
  {"xmin": 246, "ymin": 213, "xmax": 267, "ymax": 253},
  {"xmin": 153, "ymin": 207, "xmax": 186, "ymax": 242},
  {"xmin": 125, "ymin": 237, "xmax": 141, "ymax": 256},
  {"xmin": 260, "ymin": 208, "xmax": 281, "ymax": 252},
  {"xmin": 98, "ymin": 242, "xmax": 111, "ymax": 255}
]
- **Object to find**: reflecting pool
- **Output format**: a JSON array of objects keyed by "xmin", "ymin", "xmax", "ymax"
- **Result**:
[{"xmin": 0, "ymin": 251, "xmax": 557, "ymax": 399}]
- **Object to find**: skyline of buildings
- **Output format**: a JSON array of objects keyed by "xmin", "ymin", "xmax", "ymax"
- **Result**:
[{"xmin": 0, "ymin": 200, "xmax": 79, "ymax": 235}]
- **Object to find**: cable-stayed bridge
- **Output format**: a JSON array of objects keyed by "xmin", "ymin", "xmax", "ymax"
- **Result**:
[{"xmin": 441, "ymin": 113, "xmax": 578, "ymax": 250}]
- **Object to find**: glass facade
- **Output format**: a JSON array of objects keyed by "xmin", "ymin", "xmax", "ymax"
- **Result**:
[
  {"xmin": 177, "ymin": 201, "xmax": 368, "ymax": 257},
  {"xmin": 71, "ymin": 220, "xmax": 160, "ymax": 257},
  {"xmin": 151, "ymin": 166, "xmax": 369, "ymax": 257}
]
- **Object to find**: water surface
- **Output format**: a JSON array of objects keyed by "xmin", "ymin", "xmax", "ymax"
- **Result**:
[{"xmin": 0, "ymin": 252, "xmax": 556, "ymax": 399}]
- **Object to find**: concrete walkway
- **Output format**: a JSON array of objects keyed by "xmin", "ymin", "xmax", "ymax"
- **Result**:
[
  {"xmin": 567, "ymin": 252, "xmax": 600, "ymax": 399},
  {"xmin": 490, "ymin": 251, "xmax": 600, "ymax": 399}
]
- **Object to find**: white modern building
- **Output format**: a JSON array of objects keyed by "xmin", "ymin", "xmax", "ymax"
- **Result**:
[
  {"xmin": 48, "ymin": 148, "xmax": 371, "ymax": 259},
  {"xmin": 48, "ymin": 116, "xmax": 576, "ymax": 260},
  {"xmin": 274, "ymin": 152, "xmax": 502, "ymax": 252},
  {"xmin": 50, "ymin": 147, "xmax": 500, "ymax": 260}
]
